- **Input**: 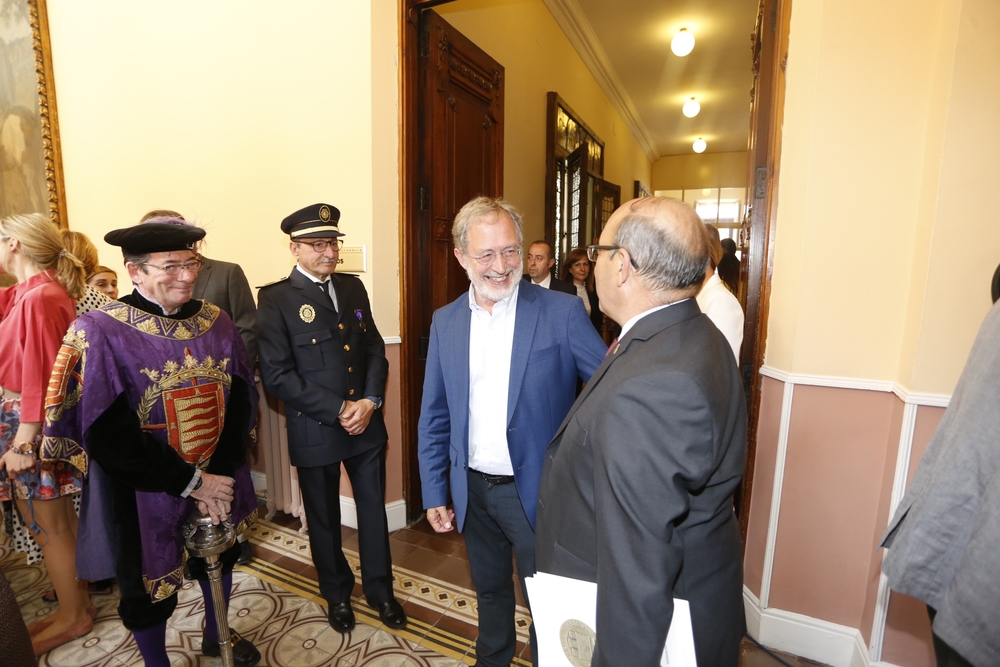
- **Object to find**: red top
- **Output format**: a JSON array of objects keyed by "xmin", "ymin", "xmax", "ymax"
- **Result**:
[{"xmin": 0, "ymin": 270, "xmax": 76, "ymax": 422}]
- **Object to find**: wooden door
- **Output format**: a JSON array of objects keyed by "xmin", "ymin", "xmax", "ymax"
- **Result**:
[
  {"xmin": 736, "ymin": 0, "xmax": 792, "ymax": 546},
  {"xmin": 400, "ymin": 5, "xmax": 504, "ymax": 522},
  {"xmin": 592, "ymin": 178, "xmax": 621, "ymax": 245}
]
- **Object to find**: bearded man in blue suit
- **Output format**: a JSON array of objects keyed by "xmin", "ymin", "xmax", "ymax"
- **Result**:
[{"xmin": 418, "ymin": 197, "xmax": 605, "ymax": 667}]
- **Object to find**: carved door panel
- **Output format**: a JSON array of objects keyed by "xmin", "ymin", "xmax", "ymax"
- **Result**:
[
  {"xmin": 420, "ymin": 10, "xmax": 504, "ymax": 313},
  {"xmin": 402, "ymin": 8, "xmax": 504, "ymax": 521},
  {"xmin": 736, "ymin": 0, "xmax": 791, "ymax": 547}
]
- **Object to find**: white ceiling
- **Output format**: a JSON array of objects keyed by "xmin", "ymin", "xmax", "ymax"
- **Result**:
[{"xmin": 545, "ymin": 0, "xmax": 759, "ymax": 159}]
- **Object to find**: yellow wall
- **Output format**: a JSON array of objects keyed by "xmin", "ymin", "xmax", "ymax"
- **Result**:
[
  {"xmin": 437, "ymin": 0, "xmax": 652, "ymax": 242},
  {"xmin": 765, "ymin": 0, "xmax": 1000, "ymax": 393},
  {"xmin": 651, "ymin": 151, "xmax": 747, "ymax": 191},
  {"xmin": 46, "ymin": 0, "xmax": 402, "ymax": 336}
]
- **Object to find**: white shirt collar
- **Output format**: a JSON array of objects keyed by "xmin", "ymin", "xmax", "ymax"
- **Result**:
[
  {"xmin": 296, "ymin": 264, "xmax": 329, "ymax": 284},
  {"xmin": 532, "ymin": 274, "xmax": 552, "ymax": 289},
  {"xmin": 467, "ymin": 282, "xmax": 519, "ymax": 314},
  {"xmin": 618, "ymin": 298, "xmax": 689, "ymax": 339}
]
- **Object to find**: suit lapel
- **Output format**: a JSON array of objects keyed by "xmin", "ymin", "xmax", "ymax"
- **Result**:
[
  {"xmin": 288, "ymin": 267, "xmax": 338, "ymax": 315},
  {"xmin": 507, "ymin": 286, "xmax": 539, "ymax": 426},
  {"xmin": 451, "ymin": 300, "xmax": 472, "ymax": 447},
  {"xmin": 548, "ymin": 299, "xmax": 702, "ymax": 440},
  {"xmin": 331, "ymin": 274, "xmax": 347, "ymax": 323}
]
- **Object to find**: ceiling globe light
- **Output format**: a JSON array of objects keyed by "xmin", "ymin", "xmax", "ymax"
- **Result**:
[
  {"xmin": 682, "ymin": 97, "xmax": 700, "ymax": 118},
  {"xmin": 693, "ymin": 138, "xmax": 707, "ymax": 153},
  {"xmin": 671, "ymin": 28, "xmax": 695, "ymax": 57}
]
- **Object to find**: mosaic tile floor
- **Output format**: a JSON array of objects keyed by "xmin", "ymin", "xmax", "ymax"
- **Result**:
[{"xmin": 4, "ymin": 507, "xmax": 824, "ymax": 667}]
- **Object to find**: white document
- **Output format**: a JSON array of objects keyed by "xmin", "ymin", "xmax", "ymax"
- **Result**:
[{"xmin": 525, "ymin": 572, "xmax": 697, "ymax": 667}]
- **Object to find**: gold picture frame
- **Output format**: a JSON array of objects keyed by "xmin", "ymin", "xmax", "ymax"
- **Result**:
[{"xmin": 1, "ymin": 0, "xmax": 67, "ymax": 227}]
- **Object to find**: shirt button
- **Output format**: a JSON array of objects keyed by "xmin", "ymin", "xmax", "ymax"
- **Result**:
[
  {"xmin": 339, "ymin": 323, "xmax": 345, "ymax": 330},
  {"xmin": 349, "ymin": 389, "xmax": 355, "ymax": 395},
  {"xmin": 344, "ymin": 344, "xmax": 350, "ymax": 351}
]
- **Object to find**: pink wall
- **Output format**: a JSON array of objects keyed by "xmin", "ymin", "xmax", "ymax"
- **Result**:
[
  {"xmin": 767, "ymin": 385, "xmax": 897, "ymax": 629},
  {"xmin": 880, "ymin": 404, "xmax": 945, "ymax": 666},
  {"xmin": 744, "ymin": 376, "xmax": 785, "ymax": 597},
  {"xmin": 859, "ymin": 397, "xmax": 904, "ymax": 644},
  {"xmin": 745, "ymin": 380, "xmax": 952, "ymax": 665}
]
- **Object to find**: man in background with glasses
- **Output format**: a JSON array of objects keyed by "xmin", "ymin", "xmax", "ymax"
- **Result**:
[
  {"xmin": 256, "ymin": 203, "xmax": 405, "ymax": 634},
  {"xmin": 536, "ymin": 197, "xmax": 747, "ymax": 667},
  {"xmin": 418, "ymin": 196, "xmax": 605, "ymax": 667}
]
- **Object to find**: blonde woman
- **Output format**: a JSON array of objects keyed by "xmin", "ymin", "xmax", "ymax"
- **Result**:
[
  {"xmin": 62, "ymin": 230, "xmax": 111, "ymax": 314},
  {"xmin": 0, "ymin": 213, "xmax": 93, "ymax": 655}
]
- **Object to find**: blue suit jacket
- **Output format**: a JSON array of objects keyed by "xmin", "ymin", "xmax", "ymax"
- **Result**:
[{"xmin": 418, "ymin": 283, "xmax": 606, "ymax": 531}]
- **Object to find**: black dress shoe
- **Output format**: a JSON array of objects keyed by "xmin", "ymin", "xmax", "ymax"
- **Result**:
[
  {"xmin": 371, "ymin": 599, "xmax": 407, "ymax": 629},
  {"xmin": 236, "ymin": 540, "xmax": 253, "ymax": 565},
  {"xmin": 328, "ymin": 601, "xmax": 356, "ymax": 633},
  {"xmin": 202, "ymin": 628, "xmax": 261, "ymax": 666}
]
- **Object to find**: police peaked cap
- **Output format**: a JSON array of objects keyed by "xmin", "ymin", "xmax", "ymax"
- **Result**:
[{"xmin": 281, "ymin": 203, "xmax": 344, "ymax": 239}]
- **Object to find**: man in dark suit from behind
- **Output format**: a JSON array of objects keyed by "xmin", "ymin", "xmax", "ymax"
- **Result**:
[
  {"xmin": 535, "ymin": 197, "xmax": 747, "ymax": 666},
  {"xmin": 256, "ymin": 203, "xmax": 405, "ymax": 633},
  {"xmin": 523, "ymin": 240, "xmax": 575, "ymax": 295}
]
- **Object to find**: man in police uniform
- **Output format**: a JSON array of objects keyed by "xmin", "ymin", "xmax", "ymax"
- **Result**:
[{"xmin": 256, "ymin": 203, "xmax": 405, "ymax": 632}]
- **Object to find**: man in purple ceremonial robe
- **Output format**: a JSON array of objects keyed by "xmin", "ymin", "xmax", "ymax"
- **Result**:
[{"xmin": 41, "ymin": 219, "xmax": 261, "ymax": 667}]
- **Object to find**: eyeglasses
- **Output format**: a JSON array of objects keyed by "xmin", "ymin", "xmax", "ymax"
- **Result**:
[
  {"xmin": 296, "ymin": 239, "xmax": 344, "ymax": 252},
  {"xmin": 142, "ymin": 259, "xmax": 204, "ymax": 275},
  {"xmin": 586, "ymin": 245, "xmax": 622, "ymax": 262},
  {"xmin": 587, "ymin": 244, "xmax": 639, "ymax": 269},
  {"xmin": 468, "ymin": 246, "xmax": 522, "ymax": 265}
]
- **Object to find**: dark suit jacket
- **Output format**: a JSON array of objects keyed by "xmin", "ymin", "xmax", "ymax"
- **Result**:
[
  {"xmin": 536, "ymin": 299, "xmax": 747, "ymax": 667},
  {"xmin": 418, "ymin": 283, "xmax": 605, "ymax": 531},
  {"xmin": 256, "ymin": 268, "xmax": 388, "ymax": 468},
  {"xmin": 521, "ymin": 273, "xmax": 576, "ymax": 295},
  {"xmin": 192, "ymin": 256, "xmax": 258, "ymax": 363}
]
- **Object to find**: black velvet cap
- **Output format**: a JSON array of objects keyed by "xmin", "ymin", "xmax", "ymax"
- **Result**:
[
  {"xmin": 104, "ymin": 220, "xmax": 206, "ymax": 255},
  {"xmin": 281, "ymin": 203, "xmax": 343, "ymax": 239}
]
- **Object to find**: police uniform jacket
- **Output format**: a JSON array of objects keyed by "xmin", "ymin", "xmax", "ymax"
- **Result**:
[{"xmin": 257, "ymin": 268, "xmax": 388, "ymax": 468}]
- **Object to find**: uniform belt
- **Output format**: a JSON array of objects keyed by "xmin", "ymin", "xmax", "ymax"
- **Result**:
[{"xmin": 470, "ymin": 468, "xmax": 515, "ymax": 485}]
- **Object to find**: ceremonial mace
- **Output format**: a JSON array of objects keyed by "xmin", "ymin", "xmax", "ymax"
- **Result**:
[{"xmin": 184, "ymin": 509, "xmax": 236, "ymax": 667}]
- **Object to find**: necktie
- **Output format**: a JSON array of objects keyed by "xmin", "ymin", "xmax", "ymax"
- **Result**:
[{"xmin": 319, "ymin": 281, "xmax": 338, "ymax": 313}]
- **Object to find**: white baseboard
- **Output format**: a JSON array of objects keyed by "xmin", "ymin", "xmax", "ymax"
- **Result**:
[
  {"xmin": 744, "ymin": 587, "xmax": 870, "ymax": 667},
  {"xmin": 338, "ymin": 496, "xmax": 408, "ymax": 533}
]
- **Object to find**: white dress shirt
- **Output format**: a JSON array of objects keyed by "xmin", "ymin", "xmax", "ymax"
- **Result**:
[
  {"xmin": 467, "ymin": 284, "xmax": 518, "ymax": 475},
  {"xmin": 532, "ymin": 273, "xmax": 552, "ymax": 289},
  {"xmin": 696, "ymin": 273, "xmax": 744, "ymax": 361}
]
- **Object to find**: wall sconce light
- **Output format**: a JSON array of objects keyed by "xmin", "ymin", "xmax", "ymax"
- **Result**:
[
  {"xmin": 671, "ymin": 28, "xmax": 695, "ymax": 57},
  {"xmin": 682, "ymin": 97, "xmax": 701, "ymax": 118},
  {"xmin": 693, "ymin": 138, "xmax": 707, "ymax": 153}
]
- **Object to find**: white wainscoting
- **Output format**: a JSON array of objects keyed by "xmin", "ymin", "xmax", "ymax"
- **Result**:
[{"xmin": 753, "ymin": 366, "xmax": 949, "ymax": 665}]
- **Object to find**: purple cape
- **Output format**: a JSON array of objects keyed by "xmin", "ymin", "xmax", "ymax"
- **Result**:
[{"xmin": 41, "ymin": 300, "xmax": 258, "ymax": 601}]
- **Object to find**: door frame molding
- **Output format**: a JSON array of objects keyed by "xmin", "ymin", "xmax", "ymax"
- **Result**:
[
  {"xmin": 738, "ymin": 0, "xmax": 793, "ymax": 546},
  {"xmin": 399, "ymin": 0, "xmax": 462, "ymax": 524}
]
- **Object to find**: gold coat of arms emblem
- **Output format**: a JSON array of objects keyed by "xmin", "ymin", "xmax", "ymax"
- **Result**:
[{"xmin": 299, "ymin": 304, "xmax": 316, "ymax": 323}]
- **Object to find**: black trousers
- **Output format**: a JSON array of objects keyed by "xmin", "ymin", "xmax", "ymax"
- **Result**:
[
  {"xmin": 926, "ymin": 606, "xmax": 974, "ymax": 667},
  {"xmin": 297, "ymin": 443, "xmax": 394, "ymax": 607}
]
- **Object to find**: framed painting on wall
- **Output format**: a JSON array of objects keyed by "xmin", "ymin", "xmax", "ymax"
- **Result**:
[{"xmin": 1, "ymin": 0, "xmax": 67, "ymax": 227}]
